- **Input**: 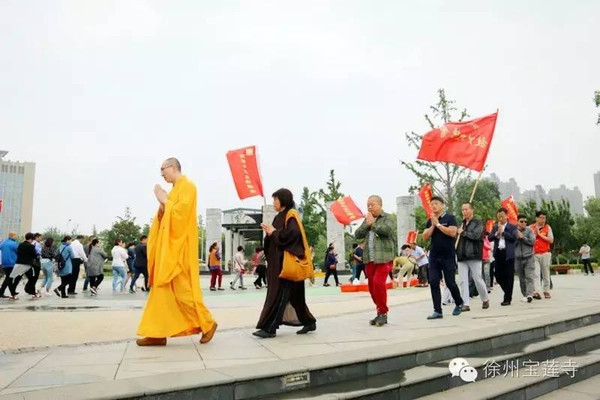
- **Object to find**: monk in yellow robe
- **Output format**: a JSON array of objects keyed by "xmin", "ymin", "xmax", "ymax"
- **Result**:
[{"xmin": 136, "ymin": 157, "xmax": 217, "ymax": 346}]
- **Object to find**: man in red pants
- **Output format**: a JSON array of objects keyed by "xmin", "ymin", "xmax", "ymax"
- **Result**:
[{"xmin": 355, "ymin": 195, "xmax": 397, "ymax": 327}]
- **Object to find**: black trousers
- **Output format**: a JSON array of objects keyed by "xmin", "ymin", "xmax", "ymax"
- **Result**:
[
  {"xmin": 89, "ymin": 274, "xmax": 104, "ymax": 289},
  {"xmin": 324, "ymin": 267, "xmax": 339, "ymax": 285},
  {"xmin": 494, "ymin": 250, "xmax": 515, "ymax": 303},
  {"xmin": 428, "ymin": 257, "xmax": 463, "ymax": 314},
  {"xmin": 583, "ymin": 259, "xmax": 594, "ymax": 274},
  {"xmin": 417, "ymin": 264, "xmax": 429, "ymax": 284},
  {"xmin": 57, "ymin": 275, "xmax": 70, "ymax": 296},
  {"xmin": 8, "ymin": 275, "xmax": 23, "ymax": 297},
  {"xmin": 68, "ymin": 259, "xmax": 83, "ymax": 293},
  {"xmin": 130, "ymin": 267, "xmax": 148, "ymax": 290},
  {"xmin": 24, "ymin": 261, "xmax": 40, "ymax": 295},
  {"xmin": 254, "ymin": 265, "xmax": 267, "ymax": 287},
  {"xmin": 0, "ymin": 268, "xmax": 13, "ymax": 296},
  {"xmin": 355, "ymin": 264, "xmax": 365, "ymax": 280}
]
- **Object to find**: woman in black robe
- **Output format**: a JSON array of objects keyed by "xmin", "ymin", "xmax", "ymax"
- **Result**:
[{"xmin": 253, "ymin": 188, "xmax": 316, "ymax": 338}]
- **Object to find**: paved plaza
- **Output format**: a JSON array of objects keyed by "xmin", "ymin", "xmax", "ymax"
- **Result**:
[{"xmin": 0, "ymin": 274, "xmax": 598, "ymax": 398}]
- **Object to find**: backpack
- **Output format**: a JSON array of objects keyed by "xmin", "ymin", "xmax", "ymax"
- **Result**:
[{"xmin": 56, "ymin": 246, "xmax": 68, "ymax": 271}]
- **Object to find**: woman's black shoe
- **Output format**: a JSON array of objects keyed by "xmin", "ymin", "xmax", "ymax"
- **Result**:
[
  {"xmin": 252, "ymin": 330, "xmax": 276, "ymax": 339},
  {"xmin": 296, "ymin": 323, "xmax": 316, "ymax": 335}
]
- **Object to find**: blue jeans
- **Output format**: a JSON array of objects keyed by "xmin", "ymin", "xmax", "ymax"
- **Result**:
[
  {"xmin": 40, "ymin": 260, "xmax": 55, "ymax": 291},
  {"xmin": 112, "ymin": 266, "xmax": 127, "ymax": 292}
]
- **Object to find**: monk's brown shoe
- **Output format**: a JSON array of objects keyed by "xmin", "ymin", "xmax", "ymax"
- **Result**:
[
  {"xmin": 200, "ymin": 322, "xmax": 218, "ymax": 344},
  {"xmin": 136, "ymin": 337, "xmax": 167, "ymax": 346}
]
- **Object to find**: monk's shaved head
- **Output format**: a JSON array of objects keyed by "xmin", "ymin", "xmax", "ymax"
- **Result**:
[
  {"xmin": 368, "ymin": 195, "xmax": 383, "ymax": 205},
  {"xmin": 164, "ymin": 157, "xmax": 181, "ymax": 172}
]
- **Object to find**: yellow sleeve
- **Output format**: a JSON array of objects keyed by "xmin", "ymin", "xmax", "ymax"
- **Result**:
[{"xmin": 149, "ymin": 180, "xmax": 196, "ymax": 287}]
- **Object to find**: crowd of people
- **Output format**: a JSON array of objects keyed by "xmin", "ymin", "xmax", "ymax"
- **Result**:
[
  {"xmin": 0, "ymin": 157, "xmax": 595, "ymax": 349},
  {"xmin": 0, "ymin": 233, "xmax": 149, "ymax": 300}
]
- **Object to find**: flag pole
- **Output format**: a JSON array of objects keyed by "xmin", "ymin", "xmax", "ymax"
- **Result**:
[{"xmin": 455, "ymin": 166, "xmax": 486, "ymax": 248}]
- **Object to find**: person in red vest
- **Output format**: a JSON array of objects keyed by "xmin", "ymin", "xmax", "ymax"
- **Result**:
[{"xmin": 530, "ymin": 211, "xmax": 554, "ymax": 300}]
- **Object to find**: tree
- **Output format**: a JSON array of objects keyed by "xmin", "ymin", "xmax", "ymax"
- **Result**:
[
  {"xmin": 594, "ymin": 90, "xmax": 600, "ymax": 125},
  {"xmin": 454, "ymin": 178, "xmax": 501, "ymax": 221},
  {"xmin": 41, "ymin": 227, "xmax": 68, "ymax": 250},
  {"xmin": 318, "ymin": 169, "xmax": 344, "ymax": 204},
  {"xmin": 401, "ymin": 89, "xmax": 471, "ymax": 212},
  {"xmin": 573, "ymin": 198, "xmax": 600, "ymax": 251},
  {"xmin": 299, "ymin": 187, "xmax": 325, "ymax": 247},
  {"xmin": 518, "ymin": 199, "xmax": 575, "ymax": 256},
  {"xmin": 297, "ymin": 170, "xmax": 346, "ymax": 268},
  {"xmin": 99, "ymin": 207, "xmax": 142, "ymax": 255}
]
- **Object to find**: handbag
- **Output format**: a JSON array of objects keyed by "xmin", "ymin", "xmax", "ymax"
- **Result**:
[{"xmin": 279, "ymin": 209, "xmax": 315, "ymax": 282}]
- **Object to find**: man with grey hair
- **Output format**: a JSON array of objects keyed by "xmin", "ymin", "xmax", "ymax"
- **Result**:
[
  {"xmin": 355, "ymin": 195, "xmax": 397, "ymax": 327},
  {"xmin": 456, "ymin": 203, "xmax": 490, "ymax": 311}
]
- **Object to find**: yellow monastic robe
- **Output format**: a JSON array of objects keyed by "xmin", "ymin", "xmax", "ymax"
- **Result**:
[{"xmin": 137, "ymin": 176, "xmax": 215, "ymax": 338}]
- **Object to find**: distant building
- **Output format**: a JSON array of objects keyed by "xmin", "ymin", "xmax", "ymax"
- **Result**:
[
  {"xmin": 488, "ymin": 173, "xmax": 584, "ymax": 216},
  {"xmin": 0, "ymin": 151, "xmax": 36, "ymax": 238},
  {"xmin": 489, "ymin": 173, "xmax": 521, "ymax": 201},
  {"xmin": 548, "ymin": 185, "xmax": 584, "ymax": 215},
  {"xmin": 595, "ymin": 171, "xmax": 600, "ymax": 198}
]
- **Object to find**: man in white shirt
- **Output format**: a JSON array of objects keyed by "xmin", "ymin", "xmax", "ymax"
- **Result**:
[
  {"xmin": 230, "ymin": 246, "xmax": 247, "ymax": 290},
  {"xmin": 410, "ymin": 243, "xmax": 429, "ymax": 287},
  {"xmin": 68, "ymin": 235, "xmax": 88, "ymax": 295},
  {"xmin": 579, "ymin": 243, "xmax": 594, "ymax": 276}
]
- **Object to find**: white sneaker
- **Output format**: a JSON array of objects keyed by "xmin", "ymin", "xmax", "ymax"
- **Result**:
[{"xmin": 521, "ymin": 297, "xmax": 529, "ymax": 302}]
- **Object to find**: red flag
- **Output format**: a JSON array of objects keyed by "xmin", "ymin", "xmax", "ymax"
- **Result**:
[
  {"xmin": 419, "ymin": 183, "xmax": 434, "ymax": 218},
  {"xmin": 226, "ymin": 146, "xmax": 264, "ymax": 200},
  {"xmin": 485, "ymin": 219, "xmax": 495, "ymax": 233},
  {"xmin": 0, "ymin": 199, "xmax": 2, "ymax": 214},
  {"xmin": 417, "ymin": 112, "xmax": 498, "ymax": 172},
  {"xmin": 406, "ymin": 230, "xmax": 418, "ymax": 244},
  {"xmin": 330, "ymin": 196, "xmax": 365, "ymax": 226},
  {"xmin": 501, "ymin": 196, "xmax": 519, "ymax": 224}
]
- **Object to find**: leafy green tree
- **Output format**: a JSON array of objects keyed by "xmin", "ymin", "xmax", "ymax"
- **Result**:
[
  {"xmin": 297, "ymin": 169, "xmax": 346, "ymax": 267},
  {"xmin": 299, "ymin": 187, "xmax": 325, "ymax": 247},
  {"xmin": 318, "ymin": 169, "xmax": 344, "ymax": 204},
  {"xmin": 454, "ymin": 178, "xmax": 501, "ymax": 221},
  {"xmin": 518, "ymin": 199, "xmax": 575, "ymax": 256},
  {"xmin": 573, "ymin": 198, "xmax": 600, "ymax": 251},
  {"xmin": 401, "ymin": 89, "xmax": 471, "ymax": 213},
  {"xmin": 41, "ymin": 227, "xmax": 68, "ymax": 250},
  {"xmin": 99, "ymin": 207, "xmax": 142, "ymax": 255}
]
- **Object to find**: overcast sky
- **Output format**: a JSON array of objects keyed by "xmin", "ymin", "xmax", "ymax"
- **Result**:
[{"xmin": 2, "ymin": 0, "xmax": 599, "ymax": 233}]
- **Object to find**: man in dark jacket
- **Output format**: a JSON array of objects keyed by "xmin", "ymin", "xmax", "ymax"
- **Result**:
[
  {"xmin": 456, "ymin": 203, "xmax": 490, "ymax": 311},
  {"xmin": 488, "ymin": 208, "xmax": 518, "ymax": 306},
  {"xmin": 8, "ymin": 233, "xmax": 40, "ymax": 300},
  {"xmin": 130, "ymin": 235, "xmax": 149, "ymax": 293}
]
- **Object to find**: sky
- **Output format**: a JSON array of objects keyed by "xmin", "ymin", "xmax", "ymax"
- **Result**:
[{"xmin": 1, "ymin": 0, "xmax": 599, "ymax": 233}]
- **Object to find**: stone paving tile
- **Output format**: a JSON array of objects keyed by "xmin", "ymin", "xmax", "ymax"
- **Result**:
[
  {"xmin": 7, "ymin": 364, "xmax": 118, "ymax": 389},
  {"xmin": 115, "ymin": 360, "xmax": 205, "ymax": 380},
  {"xmin": 0, "ymin": 352, "xmax": 50, "ymax": 390},
  {"xmin": 0, "ymin": 385, "xmax": 59, "ymax": 396},
  {"xmin": 202, "ymin": 357, "xmax": 279, "ymax": 369},
  {"xmin": 0, "ymin": 368, "xmax": 33, "ymax": 391},
  {"xmin": 50, "ymin": 342, "xmax": 127, "ymax": 355},
  {"xmin": 34, "ymin": 350, "xmax": 123, "ymax": 368},
  {"xmin": 262, "ymin": 343, "xmax": 338, "ymax": 360},
  {"xmin": 195, "ymin": 339, "xmax": 276, "ymax": 360},
  {"xmin": 122, "ymin": 340, "xmax": 201, "ymax": 363}
]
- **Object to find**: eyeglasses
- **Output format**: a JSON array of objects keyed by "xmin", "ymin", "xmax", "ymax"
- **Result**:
[
  {"xmin": 160, "ymin": 165, "xmax": 174, "ymax": 172},
  {"xmin": 518, "ymin": 220, "xmax": 527, "ymax": 223}
]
